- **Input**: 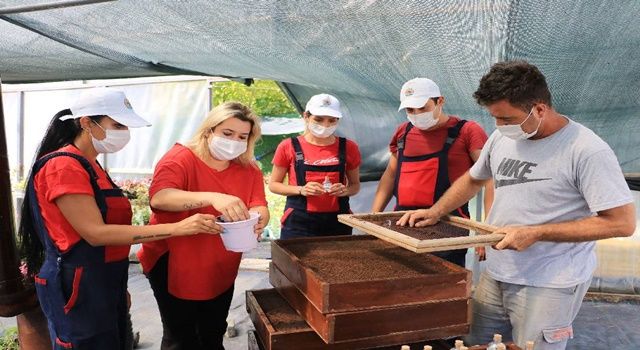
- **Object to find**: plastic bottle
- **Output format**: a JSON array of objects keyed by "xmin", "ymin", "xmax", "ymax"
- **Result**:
[
  {"xmin": 525, "ymin": 341, "xmax": 535, "ymax": 350},
  {"xmin": 323, "ymin": 176, "xmax": 332, "ymax": 192},
  {"xmin": 450, "ymin": 339, "xmax": 464, "ymax": 350},
  {"xmin": 487, "ymin": 334, "xmax": 503, "ymax": 350}
]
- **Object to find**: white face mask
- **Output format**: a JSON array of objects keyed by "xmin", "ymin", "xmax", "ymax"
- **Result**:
[
  {"xmin": 90, "ymin": 121, "xmax": 130, "ymax": 154},
  {"xmin": 497, "ymin": 108, "xmax": 541, "ymax": 140},
  {"xmin": 208, "ymin": 135, "xmax": 248, "ymax": 161},
  {"xmin": 308, "ymin": 122, "xmax": 337, "ymax": 138},
  {"xmin": 407, "ymin": 110, "xmax": 438, "ymax": 130}
]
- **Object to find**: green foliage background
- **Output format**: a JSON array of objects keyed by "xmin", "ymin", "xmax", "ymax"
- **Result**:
[{"xmin": 0, "ymin": 327, "xmax": 18, "ymax": 350}]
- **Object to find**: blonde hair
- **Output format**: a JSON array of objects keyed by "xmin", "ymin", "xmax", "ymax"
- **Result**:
[{"xmin": 187, "ymin": 102, "xmax": 261, "ymax": 166}]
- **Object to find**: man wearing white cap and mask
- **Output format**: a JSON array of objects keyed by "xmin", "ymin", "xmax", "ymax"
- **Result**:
[
  {"xmin": 19, "ymin": 87, "xmax": 220, "ymax": 349},
  {"xmin": 372, "ymin": 78, "xmax": 491, "ymax": 266}
]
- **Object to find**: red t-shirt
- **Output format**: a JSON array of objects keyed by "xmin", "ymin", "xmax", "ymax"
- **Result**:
[
  {"xmin": 272, "ymin": 136, "xmax": 362, "ymax": 185},
  {"xmin": 389, "ymin": 116, "xmax": 488, "ymax": 183},
  {"xmin": 33, "ymin": 145, "xmax": 123, "ymax": 252},
  {"xmin": 137, "ymin": 144, "xmax": 267, "ymax": 300},
  {"xmin": 272, "ymin": 136, "xmax": 361, "ymax": 213}
]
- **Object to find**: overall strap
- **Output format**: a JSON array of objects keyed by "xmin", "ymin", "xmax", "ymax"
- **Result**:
[
  {"xmin": 337, "ymin": 137, "xmax": 349, "ymax": 213},
  {"xmin": 337, "ymin": 137, "xmax": 347, "ymax": 183},
  {"xmin": 290, "ymin": 137, "xmax": 307, "ymax": 186},
  {"xmin": 433, "ymin": 119, "xmax": 468, "ymax": 206},
  {"xmin": 27, "ymin": 152, "xmax": 106, "ymax": 257},
  {"xmin": 441, "ymin": 119, "xmax": 467, "ymax": 153},
  {"xmin": 394, "ymin": 123, "xmax": 413, "ymax": 199}
]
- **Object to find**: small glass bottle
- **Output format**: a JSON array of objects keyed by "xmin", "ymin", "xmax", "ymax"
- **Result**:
[
  {"xmin": 450, "ymin": 339, "xmax": 464, "ymax": 350},
  {"xmin": 487, "ymin": 334, "xmax": 503, "ymax": 350},
  {"xmin": 525, "ymin": 341, "xmax": 535, "ymax": 350},
  {"xmin": 323, "ymin": 176, "xmax": 332, "ymax": 192}
]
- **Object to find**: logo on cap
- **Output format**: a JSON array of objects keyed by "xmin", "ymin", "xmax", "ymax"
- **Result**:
[
  {"xmin": 404, "ymin": 87, "xmax": 415, "ymax": 97},
  {"xmin": 321, "ymin": 97, "xmax": 332, "ymax": 107},
  {"xmin": 124, "ymin": 98, "xmax": 132, "ymax": 109}
]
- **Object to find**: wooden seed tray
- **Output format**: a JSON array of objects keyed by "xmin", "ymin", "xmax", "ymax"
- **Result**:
[
  {"xmin": 271, "ymin": 235, "xmax": 470, "ymax": 313},
  {"xmin": 270, "ymin": 263, "xmax": 469, "ymax": 344},
  {"xmin": 338, "ymin": 212, "xmax": 504, "ymax": 253},
  {"xmin": 246, "ymin": 288, "xmax": 468, "ymax": 350}
]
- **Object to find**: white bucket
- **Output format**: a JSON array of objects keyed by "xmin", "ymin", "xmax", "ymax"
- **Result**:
[{"xmin": 218, "ymin": 212, "xmax": 260, "ymax": 252}]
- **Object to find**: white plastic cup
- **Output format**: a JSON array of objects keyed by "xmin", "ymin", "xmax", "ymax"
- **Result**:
[{"xmin": 218, "ymin": 212, "xmax": 260, "ymax": 252}]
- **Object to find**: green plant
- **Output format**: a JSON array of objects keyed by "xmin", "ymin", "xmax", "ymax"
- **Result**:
[
  {"xmin": 0, "ymin": 327, "xmax": 19, "ymax": 350},
  {"xmin": 213, "ymin": 80, "xmax": 296, "ymax": 117},
  {"xmin": 116, "ymin": 178, "xmax": 152, "ymax": 226}
]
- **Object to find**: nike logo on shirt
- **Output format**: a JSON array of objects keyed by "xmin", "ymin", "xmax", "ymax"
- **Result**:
[{"xmin": 494, "ymin": 157, "xmax": 551, "ymax": 189}]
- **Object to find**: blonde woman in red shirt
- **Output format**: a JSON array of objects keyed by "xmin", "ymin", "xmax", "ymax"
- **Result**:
[{"xmin": 138, "ymin": 102, "xmax": 268, "ymax": 350}]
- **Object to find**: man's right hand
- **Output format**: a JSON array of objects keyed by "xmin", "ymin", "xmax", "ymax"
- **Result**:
[{"xmin": 396, "ymin": 209, "xmax": 441, "ymax": 227}]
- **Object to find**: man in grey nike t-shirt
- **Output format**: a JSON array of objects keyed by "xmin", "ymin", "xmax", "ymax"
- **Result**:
[{"xmin": 397, "ymin": 61, "xmax": 635, "ymax": 350}]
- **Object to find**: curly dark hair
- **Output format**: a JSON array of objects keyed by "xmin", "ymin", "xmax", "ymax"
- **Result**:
[{"xmin": 473, "ymin": 60, "xmax": 552, "ymax": 112}]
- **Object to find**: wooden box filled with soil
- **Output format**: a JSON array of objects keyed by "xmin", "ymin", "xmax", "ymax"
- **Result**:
[
  {"xmin": 338, "ymin": 212, "xmax": 504, "ymax": 253},
  {"xmin": 246, "ymin": 288, "xmax": 468, "ymax": 350},
  {"xmin": 271, "ymin": 235, "xmax": 471, "ymax": 313},
  {"xmin": 270, "ymin": 263, "xmax": 469, "ymax": 344}
]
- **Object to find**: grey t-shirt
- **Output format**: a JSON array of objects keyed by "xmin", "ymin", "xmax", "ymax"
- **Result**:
[{"xmin": 470, "ymin": 118, "xmax": 633, "ymax": 288}]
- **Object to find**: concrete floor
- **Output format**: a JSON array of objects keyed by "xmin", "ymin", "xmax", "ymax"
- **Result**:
[{"xmin": 128, "ymin": 263, "xmax": 271, "ymax": 350}]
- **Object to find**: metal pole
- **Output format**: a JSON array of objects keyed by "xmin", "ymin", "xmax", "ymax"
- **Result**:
[
  {"xmin": 17, "ymin": 91, "xmax": 24, "ymax": 181},
  {"xmin": 208, "ymin": 82, "xmax": 214, "ymax": 110},
  {"xmin": 0, "ymin": 0, "xmax": 116, "ymax": 15}
]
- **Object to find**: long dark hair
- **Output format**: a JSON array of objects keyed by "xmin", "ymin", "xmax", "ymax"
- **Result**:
[{"xmin": 19, "ymin": 109, "xmax": 104, "ymax": 273}]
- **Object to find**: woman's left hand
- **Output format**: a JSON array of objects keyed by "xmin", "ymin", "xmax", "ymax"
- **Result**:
[{"xmin": 328, "ymin": 183, "xmax": 349, "ymax": 197}]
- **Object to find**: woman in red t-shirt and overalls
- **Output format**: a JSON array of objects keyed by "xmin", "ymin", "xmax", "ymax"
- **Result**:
[
  {"xmin": 18, "ymin": 88, "xmax": 218, "ymax": 350},
  {"xmin": 269, "ymin": 94, "xmax": 361, "ymax": 239},
  {"xmin": 137, "ymin": 102, "xmax": 269, "ymax": 350}
]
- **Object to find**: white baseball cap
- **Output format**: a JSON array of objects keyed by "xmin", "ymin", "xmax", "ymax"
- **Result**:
[
  {"xmin": 305, "ymin": 93, "xmax": 343, "ymax": 119},
  {"xmin": 60, "ymin": 88, "xmax": 151, "ymax": 127},
  {"xmin": 398, "ymin": 78, "xmax": 441, "ymax": 111}
]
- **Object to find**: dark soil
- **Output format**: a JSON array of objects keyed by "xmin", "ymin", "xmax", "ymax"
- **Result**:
[
  {"xmin": 365, "ymin": 214, "xmax": 469, "ymax": 240},
  {"xmin": 281, "ymin": 238, "xmax": 457, "ymax": 283},
  {"xmin": 255, "ymin": 290, "xmax": 309, "ymax": 332}
]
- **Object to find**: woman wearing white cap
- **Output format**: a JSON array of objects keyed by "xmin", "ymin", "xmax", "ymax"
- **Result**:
[
  {"xmin": 269, "ymin": 93, "xmax": 361, "ymax": 238},
  {"xmin": 137, "ymin": 102, "xmax": 268, "ymax": 349},
  {"xmin": 18, "ymin": 88, "xmax": 220, "ymax": 350}
]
